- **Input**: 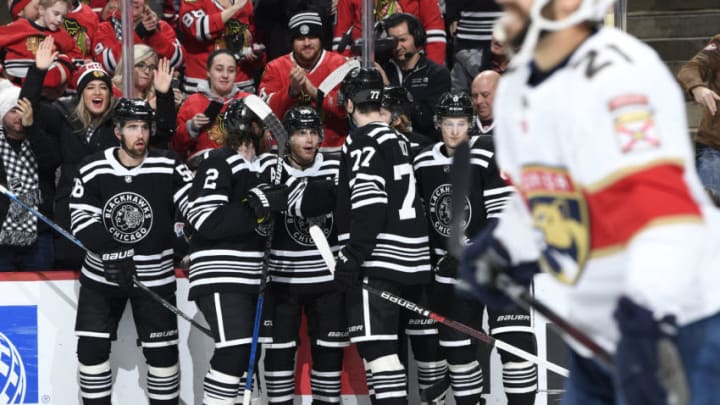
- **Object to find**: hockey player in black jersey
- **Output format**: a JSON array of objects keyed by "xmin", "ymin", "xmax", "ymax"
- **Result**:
[
  {"xmin": 262, "ymin": 105, "xmax": 349, "ymax": 404},
  {"xmin": 69, "ymin": 98, "xmax": 193, "ymax": 405},
  {"xmin": 379, "ymin": 86, "xmax": 433, "ymax": 157},
  {"xmin": 413, "ymin": 92, "xmax": 538, "ymax": 405},
  {"xmin": 335, "ymin": 67, "xmax": 433, "ymax": 404},
  {"xmin": 185, "ymin": 98, "xmax": 289, "ymax": 405}
]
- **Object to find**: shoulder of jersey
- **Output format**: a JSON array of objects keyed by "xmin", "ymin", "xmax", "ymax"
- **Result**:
[
  {"xmin": 470, "ymin": 135, "xmax": 495, "ymax": 153},
  {"xmin": 413, "ymin": 142, "xmax": 443, "ymax": 165},
  {"xmin": 77, "ymin": 149, "xmax": 113, "ymax": 175},
  {"xmin": 363, "ymin": 123, "xmax": 402, "ymax": 145}
]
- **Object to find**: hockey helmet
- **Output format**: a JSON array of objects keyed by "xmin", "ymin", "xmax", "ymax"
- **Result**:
[
  {"xmin": 340, "ymin": 67, "xmax": 384, "ymax": 107},
  {"xmin": 283, "ymin": 105, "xmax": 324, "ymax": 141},
  {"xmin": 382, "ymin": 86, "xmax": 414, "ymax": 117},
  {"xmin": 221, "ymin": 98, "xmax": 268, "ymax": 152},
  {"xmin": 434, "ymin": 92, "xmax": 473, "ymax": 122},
  {"xmin": 113, "ymin": 97, "xmax": 154, "ymax": 126}
]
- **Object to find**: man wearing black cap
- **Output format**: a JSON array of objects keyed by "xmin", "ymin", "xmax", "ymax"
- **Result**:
[{"xmin": 258, "ymin": 10, "xmax": 349, "ymax": 155}]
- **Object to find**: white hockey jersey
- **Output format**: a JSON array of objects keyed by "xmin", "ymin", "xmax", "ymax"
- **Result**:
[{"xmin": 493, "ymin": 27, "xmax": 720, "ymax": 353}]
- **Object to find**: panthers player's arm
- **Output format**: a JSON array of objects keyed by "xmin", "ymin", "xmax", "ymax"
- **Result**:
[
  {"xmin": 343, "ymin": 136, "xmax": 389, "ymax": 263},
  {"xmin": 67, "ymin": 172, "xmax": 121, "ymax": 254},
  {"xmin": 186, "ymin": 157, "xmax": 260, "ymax": 240}
]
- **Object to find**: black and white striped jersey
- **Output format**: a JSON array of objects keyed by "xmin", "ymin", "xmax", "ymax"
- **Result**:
[
  {"xmin": 186, "ymin": 147, "xmax": 277, "ymax": 299},
  {"xmin": 336, "ymin": 122, "xmax": 432, "ymax": 285},
  {"xmin": 268, "ymin": 153, "xmax": 340, "ymax": 293},
  {"xmin": 447, "ymin": 0, "xmax": 502, "ymax": 43},
  {"xmin": 69, "ymin": 148, "xmax": 193, "ymax": 295},
  {"xmin": 413, "ymin": 136, "xmax": 513, "ymax": 283}
]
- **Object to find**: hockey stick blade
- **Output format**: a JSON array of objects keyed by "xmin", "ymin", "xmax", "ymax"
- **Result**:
[
  {"xmin": 449, "ymin": 141, "xmax": 471, "ymax": 259},
  {"xmin": 308, "ymin": 225, "xmax": 569, "ymax": 377},
  {"xmin": 243, "ymin": 94, "xmax": 289, "ymax": 159},
  {"xmin": 317, "ymin": 59, "xmax": 361, "ymax": 100},
  {"xmin": 0, "ymin": 184, "xmax": 214, "ymax": 338}
]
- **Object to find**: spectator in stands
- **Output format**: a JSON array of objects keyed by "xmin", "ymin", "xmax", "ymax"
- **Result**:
[
  {"xmin": 376, "ymin": 12, "xmax": 451, "ymax": 140},
  {"xmin": 178, "ymin": 0, "xmax": 264, "ymax": 94},
  {"xmin": 172, "ymin": 49, "xmax": 251, "ymax": 161},
  {"xmin": 92, "ymin": 0, "xmax": 184, "ymax": 75},
  {"xmin": 446, "ymin": 0, "xmax": 501, "ymax": 54},
  {"xmin": 111, "ymin": 44, "xmax": 183, "ymax": 111},
  {"xmin": 8, "ymin": 0, "xmax": 40, "ymax": 21},
  {"xmin": 0, "ymin": 0, "xmax": 81, "ymax": 83},
  {"xmin": 0, "ymin": 85, "xmax": 60, "ymax": 271},
  {"xmin": 678, "ymin": 34, "xmax": 720, "ymax": 199},
  {"xmin": 258, "ymin": 10, "xmax": 349, "ymax": 154},
  {"xmin": 332, "ymin": 0, "xmax": 447, "ymax": 65},
  {"xmin": 451, "ymin": 35, "xmax": 508, "ymax": 93},
  {"xmin": 470, "ymin": 70, "xmax": 500, "ymax": 136},
  {"xmin": 63, "ymin": 0, "xmax": 100, "ymax": 63},
  {"xmin": 254, "ymin": 1, "xmax": 334, "ymax": 61}
]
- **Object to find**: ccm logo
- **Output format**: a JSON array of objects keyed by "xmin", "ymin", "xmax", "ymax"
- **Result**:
[{"xmin": 101, "ymin": 249, "xmax": 134, "ymax": 261}]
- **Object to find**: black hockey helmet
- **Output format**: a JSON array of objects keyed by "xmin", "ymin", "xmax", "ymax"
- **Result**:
[
  {"xmin": 222, "ymin": 97, "xmax": 262, "ymax": 134},
  {"xmin": 340, "ymin": 67, "xmax": 384, "ymax": 107},
  {"xmin": 221, "ymin": 98, "xmax": 267, "ymax": 152},
  {"xmin": 283, "ymin": 105, "xmax": 324, "ymax": 141},
  {"xmin": 434, "ymin": 92, "xmax": 473, "ymax": 124},
  {"xmin": 382, "ymin": 85, "xmax": 414, "ymax": 116},
  {"xmin": 113, "ymin": 97, "xmax": 154, "ymax": 126}
]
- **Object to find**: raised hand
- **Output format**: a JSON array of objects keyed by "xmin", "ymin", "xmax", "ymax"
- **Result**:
[
  {"xmin": 16, "ymin": 98, "xmax": 33, "ymax": 127},
  {"xmin": 153, "ymin": 57, "xmax": 174, "ymax": 94},
  {"xmin": 35, "ymin": 36, "xmax": 58, "ymax": 70}
]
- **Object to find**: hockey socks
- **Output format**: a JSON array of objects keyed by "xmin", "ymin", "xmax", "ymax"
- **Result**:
[
  {"xmin": 78, "ymin": 360, "xmax": 113, "ymax": 405},
  {"xmin": 264, "ymin": 347, "xmax": 295, "ymax": 405},
  {"xmin": 147, "ymin": 364, "xmax": 180, "ymax": 404}
]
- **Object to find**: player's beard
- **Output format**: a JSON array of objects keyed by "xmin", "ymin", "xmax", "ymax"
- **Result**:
[{"xmin": 120, "ymin": 135, "xmax": 147, "ymax": 159}]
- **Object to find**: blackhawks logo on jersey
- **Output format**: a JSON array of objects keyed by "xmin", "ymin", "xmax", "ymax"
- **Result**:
[
  {"xmin": 428, "ymin": 183, "xmax": 470, "ymax": 237},
  {"xmin": 215, "ymin": 20, "xmax": 250, "ymax": 56},
  {"xmin": 64, "ymin": 18, "xmax": 89, "ymax": 56},
  {"xmin": 103, "ymin": 192, "xmax": 153, "ymax": 243},
  {"xmin": 285, "ymin": 213, "xmax": 333, "ymax": 247},
  {"xmin": 521, "ymin": 166, "xmax": 590, "ymax": 285}
]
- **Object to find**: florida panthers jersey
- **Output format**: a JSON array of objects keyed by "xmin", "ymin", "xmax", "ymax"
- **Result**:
[
  {"xmin": 493, "ymin": 27, "xmax": 720, "ymax": 352},
  {"xmin": 186, "ymin": 148, "xmax": 276, "ymax": 299},
  {"xmin": 336, "ymin": 121, "xmax": 432, "ymax": 285},
  {"xmin": 413, "ymin": 136, "xmax": 513, "ymax": 281},
  {"xmin": 268, "ymin": 153, "xmax": 339, "ymax": 293},
  {"xmin": 69, "ymin": 148, "xmax": 193, "ymax": 295}
]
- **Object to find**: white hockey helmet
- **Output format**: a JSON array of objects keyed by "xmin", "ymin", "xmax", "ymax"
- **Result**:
[{"xmin": 508, "ymin": 0, "xmax": 615, "ymax": 64}]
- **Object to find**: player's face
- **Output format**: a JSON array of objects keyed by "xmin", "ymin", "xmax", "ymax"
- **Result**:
[
  {"xmin": 2, "ymin": 107, "xmax": 24, "ymax": 134},
  {"xmin": 134, "ymin": 58, "xmax": 157, "ymax": 91},
  {"xmin": 292, "ymin": 36, "xmax": 322, "ymax": 65},
  {"xmin": 21, "ymin": 0, "xmax": 41, "ymax": 20},
  {"xmin": 495, "ymin": 0, "xmax": 534, "ymax": 47},
  {"xmin": 289, "ymin": 128, "xmax": 320, "ymax": 166},
  {"xmin": 440, "ymin": 117, "xmax": 471, "ymax": 151},
  {"xmin": 388, "ymin": 22, "xmax": 418, "ymax": 62},
  {"xmin": 471, "ymin": 79, "xmax": 496, "ymax": 121},
  {"xmin": 118, "ymin": 120, "xmax": 150, "ymax": 158},
  {"xmin": 39, "ymin": 1, "xmax": 67, "ymax": 31},
  {"xmin": 82, "ymin": 80, "xmax": 111, "ymax": 117},
  {"xmin": 207, "ymin": 54, "xmax": 237, "ymax": 96}
]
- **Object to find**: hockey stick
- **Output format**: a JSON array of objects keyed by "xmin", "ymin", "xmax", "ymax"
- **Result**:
[
  {"xmin": 242, "ymin": 94, "xmax": 289, "ymax": 405},
  {"xmin": 315, "ymin": 58, "xmax": 361, "ymax": 116},
  {"xmin": 448, "ymin": 143, "xmax": 614, "ymax": 368},
  {"xmin": 0, "ymin": 184, "xmax": 214, "ymax": 338},
  {"xmin": 308, "ymin": 225, "xmax": 570, "ymax": 377}
]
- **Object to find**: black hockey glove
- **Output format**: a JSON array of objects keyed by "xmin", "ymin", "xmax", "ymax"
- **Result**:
[
  {"xmin": 434, "ymin": 254, "xmax": 458, "ymax": 279},
  {"xmin": 335, "ymin": 249, "xmax": 361, "ymax": 291},
  {"xmin": 101, "ymin": 247, "xmax": 136, "ymax": 288},
  {"xmin": 246, "ymin": 183, "xmax": 289, "ymax": 223},
  {"xmin": 614, "ymin": 296, "xmax": 689, "ymax": 405}
]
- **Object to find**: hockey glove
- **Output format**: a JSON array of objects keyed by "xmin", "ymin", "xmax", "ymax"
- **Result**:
[
  {"xmin": 335, "ymin": 249, "xmax": 361, "ymax": 291},
  {"xmin": 101, "ymin": 247, "xmax": 136, "ymax": 288},
  {"xmin": 614, "ymin": 296, "xmax": 689, "ymax": 405},
  {"xmin": 434, "ymin": 254, "xmax": 458, "ymax": 280},
  {"xmin": 246, "ymin": 183, "xmax": 289, "ymax": 223},
  {"xmin": 457, "ymin": 223, "xmax": 538, "ymax": 309}
]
